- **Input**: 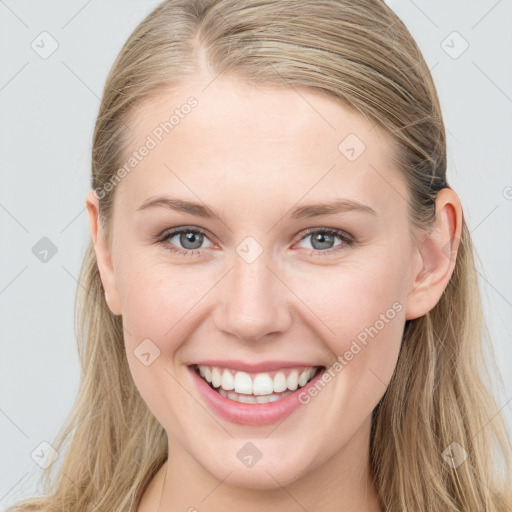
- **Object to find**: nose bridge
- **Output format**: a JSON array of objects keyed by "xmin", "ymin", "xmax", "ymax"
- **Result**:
[{"xmin": 214, "ymin": 237, "xmax": 292, "ymax": 342}]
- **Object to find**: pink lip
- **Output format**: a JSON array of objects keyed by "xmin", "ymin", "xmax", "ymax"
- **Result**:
[
  {"xmin": 192, "ymin": 359, "xmax": 319, "ymax": 373},
  {"xmin": 188, "ymin": 364, "xmax": 326, "ymax": 426}
]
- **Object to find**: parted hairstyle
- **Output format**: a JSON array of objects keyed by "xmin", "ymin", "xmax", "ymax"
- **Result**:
[{"xmin": 9, "ymin": 1, "xmax": 512, "ymax": 510}]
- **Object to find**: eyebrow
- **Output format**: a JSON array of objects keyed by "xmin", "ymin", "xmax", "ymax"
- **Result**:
[{"xmin": 136, "ymin": 196, "xmax": 377, "ymax": 220}]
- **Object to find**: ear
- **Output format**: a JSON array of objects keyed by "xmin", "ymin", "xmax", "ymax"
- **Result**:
[
  {"xmin": 404, "ymin": 188, "xmax": 463, "ymax": 321},
  {"xmin": 85, "ymin": 190, "xmax": 122, "ymax": 316}
]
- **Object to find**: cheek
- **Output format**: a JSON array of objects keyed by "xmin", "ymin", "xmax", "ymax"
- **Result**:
[
  {"xmin": 116, "ymin": 251, "xmax": 207, "ymax": 340},
  {"xmin": 119, "ymin": 256, "xmax": 206, "ymax": 424},
  {"xmin": 295, "ymin": 253, "xmax": 406, "ymax": 336},
  {"xmin": 291, "ymin": 255, "xmax": 407, "ymax": 386},
  {"xmin": 289, "ymin": 263, "xmax": 406, "ymax": 443}
]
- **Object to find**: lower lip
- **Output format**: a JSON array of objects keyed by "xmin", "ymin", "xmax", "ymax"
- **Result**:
[{"xmin": 189, "ymin": 365, "xmax": 326, "ymax": 426}]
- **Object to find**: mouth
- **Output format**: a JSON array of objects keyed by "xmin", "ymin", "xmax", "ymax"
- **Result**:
[{"xmin": 190, "ymin": 364, "xmax": 325, "ymax": 405}]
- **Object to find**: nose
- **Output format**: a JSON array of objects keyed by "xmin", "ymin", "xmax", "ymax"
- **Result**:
[{"xmin": 213, "ymin": 250, "xmax": 293, "ymax": 343}]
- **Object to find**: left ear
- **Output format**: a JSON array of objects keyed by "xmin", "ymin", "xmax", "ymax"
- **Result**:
[{"xmin": 404, "ymin": 187, "xmax": 464, "ymax": 321}]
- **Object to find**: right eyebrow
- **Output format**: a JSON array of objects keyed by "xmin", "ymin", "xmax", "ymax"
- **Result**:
[{"xmin": 136, "ymin": 196, "xmax": 377, "ymax": 221}]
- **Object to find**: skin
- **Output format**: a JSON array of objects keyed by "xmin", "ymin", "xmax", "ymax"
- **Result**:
[{"xmin": 86, "ymin": 76, "xmax": 462, "ymax": 511}]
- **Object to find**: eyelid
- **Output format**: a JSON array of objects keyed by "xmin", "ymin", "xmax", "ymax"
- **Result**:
[
  {"xmin": 157, "ymin": 226, "xmax": 216, "ymax": 250},
  {"xmin": 296, "ymin": 226, "xmax": 354, "ymax": 244},
  {"xmin": 156, "ymin": 225, "xmax": 355, "ymax": 256}
]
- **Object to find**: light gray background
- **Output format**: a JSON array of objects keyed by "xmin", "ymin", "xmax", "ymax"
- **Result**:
[{"xmin": 1, "ymin": 0, "xmax": 511, "ymax": 507}]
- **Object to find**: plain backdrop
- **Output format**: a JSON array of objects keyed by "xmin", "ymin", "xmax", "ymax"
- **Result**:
[{"xmin": 1, "ymin": 0, "xmax": 511, "ymax": 507}]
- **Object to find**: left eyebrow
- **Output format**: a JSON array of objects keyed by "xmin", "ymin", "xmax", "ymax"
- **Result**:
[
  {"xmin": 136, "ymin": 196, "xmax": 377, "ymax": 220},
  {"xmin": 290, "ymin": 199, "xmax": 377, "ymax": 219},
  {"xmin": 136, "ymin": 197, "xmax": 220, "ymax": 218}
]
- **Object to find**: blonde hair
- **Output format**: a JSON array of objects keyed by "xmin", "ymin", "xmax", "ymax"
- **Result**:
[{"xmin": 9, "ymin": 1, "xmax": 512, "ymax": 510}]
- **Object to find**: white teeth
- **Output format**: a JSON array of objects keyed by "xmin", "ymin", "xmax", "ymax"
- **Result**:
[
  {"xmin": 299, "ymin": 368, "xmax": 312, "ymax": 387},
  {"xmin": 221, "ymin": 369, "xmax": 235, "ymax": 390},
  {"xmin": 273, "ymin": 371, "xmax": 287, "ymax": 392},
  {"xmin": 237, "ymin": 394, "xmax": 257, "ymax": 404},
  {"xmin": 252, "ymin": 374, "xmax": 274, "ymax": 395},
  {"xmin": 257, "ymin": 394, "xmax": 281, "ymax": 403},
  {"xmin": 211, "ymin": 367, "xmax": 222, "ymax": 388},
  {"xmin": 197, "ymin": 365, "xmax": 320, "ymax": 395},
  {"xmin": 286, "ymin": 370, "xmax": 299, "ymax": 390},
  {"xmin": 234, "ymin": 371, "xmax": 253, "ymax": 394},
  {"xmin": 218, "ymin": 388, "xmax": 293, "ymax": 404}
]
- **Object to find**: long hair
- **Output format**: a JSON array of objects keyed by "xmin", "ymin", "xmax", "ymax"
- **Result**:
[{"xmin": 9, "ymin": 1, "xmax": 512, "ymax": 510}]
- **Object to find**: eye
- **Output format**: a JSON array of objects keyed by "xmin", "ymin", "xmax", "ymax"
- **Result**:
[
  {"xmin": 157, "ymin": 227, "xmax": 214, "ymax": 257},
  {"xmin": 295, "ymin": 227, "xmax": 354, "ymax": 254},
  {"xmin": 157, "ymin": 226, "xmax": 354, "ymax": 257}
]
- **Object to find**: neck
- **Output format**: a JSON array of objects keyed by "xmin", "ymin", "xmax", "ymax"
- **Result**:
[{"xmin": 157, "ymin": 416, "xmax": 382, "ymax": 512}]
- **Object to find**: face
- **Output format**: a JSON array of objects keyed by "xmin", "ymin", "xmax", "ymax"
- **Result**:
[{"xmin": 88, "ymin": 76, "xmax": 429, "ymax": 490}]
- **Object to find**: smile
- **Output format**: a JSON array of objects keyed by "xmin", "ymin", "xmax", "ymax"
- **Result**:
[
  {"xmin": 189, "ymin": 363, "xmax": 326, "ymax": 425},
  {"xmin": 195, "ymin": 364, "xmax": 321, "ymax": 403}
]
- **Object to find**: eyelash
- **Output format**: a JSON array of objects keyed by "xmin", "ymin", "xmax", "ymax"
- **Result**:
[{"xmin": 156, "ymin": 226, "xmax": 355, "ymax": 257}]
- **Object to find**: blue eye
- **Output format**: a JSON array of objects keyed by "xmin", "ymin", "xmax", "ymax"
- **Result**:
[
  {"xmin": 158, "ymin": 227, "xmax": 213, "ymax": 257},
  {"xmin": 157, "ymin": 226, "xmax": 354, "ymax": 257},
  {"xmin": 297, "ymin": 227, "xmax": 353, "ymax": 253}
]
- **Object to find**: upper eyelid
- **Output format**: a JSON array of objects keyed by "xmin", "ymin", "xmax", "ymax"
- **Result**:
[{"xmin": 161, "ymin": 226, "xmax": 352, "ymax": 248}]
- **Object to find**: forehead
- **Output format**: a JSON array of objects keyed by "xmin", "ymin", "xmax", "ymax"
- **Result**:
[{"xmin": 115, "ymin": 77, "xmax": 407, "ymax": 222}]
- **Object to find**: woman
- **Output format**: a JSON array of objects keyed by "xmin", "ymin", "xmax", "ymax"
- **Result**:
[{"xmin": 9, "ymin": 0, "xmax": 512, "ymax": 510}]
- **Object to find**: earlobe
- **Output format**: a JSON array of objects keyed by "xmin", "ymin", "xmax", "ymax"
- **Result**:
[
  {"xmin": 85, "ymin": 190, "xmax": 122, "ymax": 316},
  {"xmin": 404, "ymin": 188, "xmax": 463, "ymax": 321}
]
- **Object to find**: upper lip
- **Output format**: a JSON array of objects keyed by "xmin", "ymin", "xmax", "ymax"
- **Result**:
[{"xmin": 191, "ymin": 360, "xmax": 323, "ymax": 373}]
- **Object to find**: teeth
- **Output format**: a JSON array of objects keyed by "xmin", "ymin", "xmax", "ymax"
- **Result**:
[
  {"xmin": 298, "ymin": 369, "xmax": 311, "ymax": 387},
  {"xmin": 273, "ymin": 371, "xmax": 287, "ymax": 392},
  {"xmin": 203, "ymin": 366, "xmax": 212, "ymax": 382},
  {"xmin": 218, "ymin": 388, "xmax": 293, "ymax": 404},
  {"xmin": 234, "ymin": 372, "xmax": 253, "ymax": 394},
  {"xmin": 221, "ymin": 369, "xmax": 235, "ymax": 390},
  {"xmin": 197, "ymin": 365, "xmax": 319, "ymax": 395},
  {"xmin": 211, "ymin": 367, "xmax": 222, "ymax": 388},
  {"xmin": 287, "ymin": 370, "xmax": 299, "ymax": 390},
  {"xmin": 252, "ymin": 374, "xmax": 274, "ymax": 395}
]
